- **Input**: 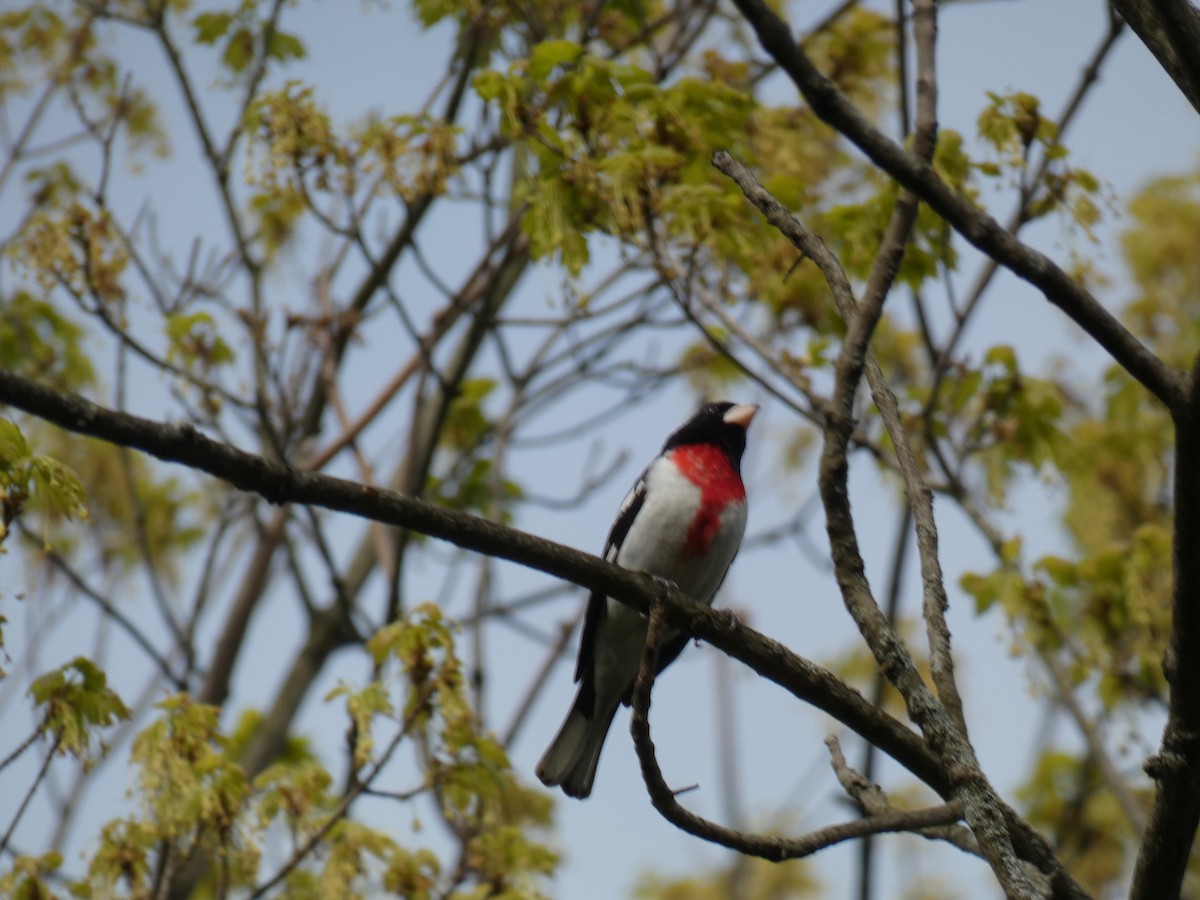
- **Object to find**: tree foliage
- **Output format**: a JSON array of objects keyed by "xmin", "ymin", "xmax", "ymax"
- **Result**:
[{"xmin": 0, "ymin": 0, "xmax": 1198, "ymax": 898}]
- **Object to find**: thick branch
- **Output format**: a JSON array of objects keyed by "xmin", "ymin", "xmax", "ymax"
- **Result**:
[
  {"xmin": 0, "ymin": 368, "xmax": 935, "ymax": 780},
  {"xmin": 1109, "ymin": 0, "xmax": 1200, "ymax": 115},
  {"xmin": 1131, "ymin": 370, "xmax": 1200, "ymax": 898}
]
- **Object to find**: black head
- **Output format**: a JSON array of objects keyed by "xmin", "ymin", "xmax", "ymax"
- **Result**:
[{"xmin": 662, "ymin": 401, "xmax": 758, "ymax": 469}]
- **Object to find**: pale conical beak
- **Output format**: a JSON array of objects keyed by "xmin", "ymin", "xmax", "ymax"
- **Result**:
[{"xmin": 723, "ymin": 403, "xmax": 759, "ymax": 429}]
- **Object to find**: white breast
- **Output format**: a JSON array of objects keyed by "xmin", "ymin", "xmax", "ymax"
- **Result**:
[
  {"xmin": 614, "ymin": 457, "xmax": 746, "ymax": 604},
  {"xmin": 589, "ymin": 457, "xmax": 747, "ymax": 703}
]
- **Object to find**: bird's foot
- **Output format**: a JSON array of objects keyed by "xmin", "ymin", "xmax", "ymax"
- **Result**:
[
  {"xmin": 649, "ymin": 574, "xmax": 677, "ymax": 597},
  {"xmin": 715, "ymin": 607, "xmax": 741, "ymax": 629}
]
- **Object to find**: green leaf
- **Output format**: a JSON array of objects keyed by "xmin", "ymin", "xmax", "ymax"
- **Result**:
[
  {"xmin": 27, "ymin": 456, "xmax": 89, "ymax": 521},
  {"xmin": 223, "ymin": 27, "xmax": 255, "ymax": 73},
  {"xmin": 165, "ymin": 311, "xmax": 236, "ymax": 368},
  {"xmin": 0, "ymin": 418, "xmax": 31, "ymax": 466},
  {"xmin": 30, "ymin": 657, "xmax": 130, "ymax": 756},
  {"xmin": 0, "ymin": 421, "xmax": 88, "ymax": 535},
  {"xmin": 0, "ymin": 852, "xmax": 66, "ymax": 900},
  {"xmin": 0, "ymin": 291, "xmax": 95, "ymax": 388},
  {"xmin": 193, "ymin": 11, "xmax": 233, "ymax": 44},
  {"xmin": 165, "ymin": 310, "xmax": 214, "ymax": 343},
  {"xmin": 473, "ymin": 70, "xmax": 506, "ymax": 102},
  {"xmin": 412, "ymin": 0, "xmax": 461, "ymax": 28},
  {"xmin": 1036, "ymin": 555, "xmax": 1078, "ymax": 586},
  {"xmin": 984, "ymin": 343, "xmax": 1017, "ymax": 370},
  {"xmin": 528, "ymin": 39, "xmax": 582, "ymax": 80},
  {"xmin": 266, "ymin": 30, "xmax": 306, "ymax": 63},
  {"xmin": 610, "ymin": 62, "xmax": 654, "ymax": 87}
]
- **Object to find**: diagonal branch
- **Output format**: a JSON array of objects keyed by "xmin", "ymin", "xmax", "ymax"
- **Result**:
[
  {"xmin": 727, "ymin": 0, "xmax": 1183, "ymax": 410},
  {"xmin": 0, "ymin": 366, "xmax": 932, "ymax": 779},
  {"xmin": 1109, "ymin": 0, "xmax": 1200, "ymax": 115}
]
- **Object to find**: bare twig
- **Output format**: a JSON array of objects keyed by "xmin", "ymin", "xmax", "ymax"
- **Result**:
[
  {"xmin": 827, "ymin": 734, "xmax": 977, "ymax": 856},
  {"xmin": 502, "ymin": 617, "xmax": 577, "ymax": 748},
  {"xmin": 1041, "ymin": 653, "xmax": 1147, "ymax": 833},
  {"xmin": 196, "ymin": 510, "xmax": 289, "ymax": 707},
  {"xmin": 0, "ymin": 724, "xmax": 44, "ymax": 774},
  {"xmin": 0, "ymin": 735, "xmax": 61, "ymax": 857},
  {"xmin": 25, "ymin": 533, "xmax": 183, "ymax": 688}
]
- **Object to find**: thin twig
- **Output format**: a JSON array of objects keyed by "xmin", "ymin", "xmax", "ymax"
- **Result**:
[
  {"xmin": 827, "ymin": 734, "xmax": 978, "ymax": 856},
  {"xmin": 0, "ymin": 724, "xmax": 44, "ymax": 774},
  {"xmin": 0, "ymin": 734, "xmax": 62, "ymax": 856},
  {"xmin": 1041, "ymin": 652, "xmax": 1147, "ymax": 833}
]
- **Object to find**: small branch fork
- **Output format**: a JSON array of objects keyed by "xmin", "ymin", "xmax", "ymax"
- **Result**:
[
  {"xmin": 824, "ymin": 734, "xmax": 979, "ymax": 858},
  {"xmin": 629, "ymin": 598, "xmax": 965, "ymax": 862}
]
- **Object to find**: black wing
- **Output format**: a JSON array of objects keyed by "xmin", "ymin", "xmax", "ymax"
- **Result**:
[{"xmin": 573, "ymin": 469, "xmax": 649, "ymax": 685}]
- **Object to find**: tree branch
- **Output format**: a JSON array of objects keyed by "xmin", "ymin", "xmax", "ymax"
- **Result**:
[
  {"xmin": 727, "ymin": 0, "xmax": 1182, "ymax": 409},
  {"xmin": 817, "ymin": 213, "xmax": 1040, "ymax": 898},
  {"xmin": 1109, "ymin": 0, "xmax": 1200, "ymax": 115},
  {"xmin": 0, "ymin": 367, "xmax": 935, "ymax": 776},
  {"xmin": 712, "ymin": 137, "xmax": 1044, "ymax": 895},
  {"xmin": 1131, "ymin": 362, "xmax": 1200, "ymax": 898},
  {"xmin": 630, "ymin": 599, "xmax": 966, "ymax": 862},
  {"xmin": 826, "ymin": 734, "xmax": 981, "ymax": 858}
]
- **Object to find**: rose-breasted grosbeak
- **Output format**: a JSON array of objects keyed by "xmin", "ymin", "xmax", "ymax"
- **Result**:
[{"xmin": 536, "ymin": 401, "xmax": 758, "ymax": 798}]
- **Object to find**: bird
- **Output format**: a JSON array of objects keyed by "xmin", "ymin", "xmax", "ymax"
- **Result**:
[{"xmin": 536, "ymin": 401, "xmax": 758, "ymax": 798}]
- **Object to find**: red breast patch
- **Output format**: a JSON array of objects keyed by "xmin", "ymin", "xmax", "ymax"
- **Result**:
[{"xmin": 670, "ymin": 444, "xmax": 745, "ymax": 558}]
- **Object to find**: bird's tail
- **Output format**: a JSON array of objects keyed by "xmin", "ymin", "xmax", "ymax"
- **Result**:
[{"xmin": 536, "ymin": 688, "xmax": 619, "ymax": 799}]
